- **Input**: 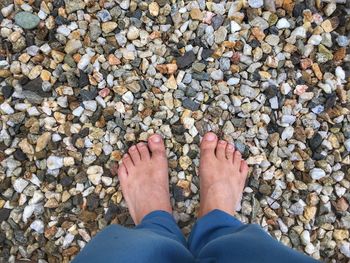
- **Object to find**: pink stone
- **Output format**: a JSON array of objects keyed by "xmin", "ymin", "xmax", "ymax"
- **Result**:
[
  {"xmin": 294, "ymin": 85, "xmax": 308, "ymax": 95},
  {"xmin": 203, "ymin": 11, "xmax": 215, "ymax": 24},
  {"xmin": 99, "ymin": 88, "xmax": 110, "ymax": 98},
  {"xmin": 313, "ymin": 14, "xmax": 323, "ymax": 25}
]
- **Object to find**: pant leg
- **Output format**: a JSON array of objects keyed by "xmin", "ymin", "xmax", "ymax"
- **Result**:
[
  {"xmin": 188, "ymin": 209, "xmax": 319, "ymax": 263},
  {"xmin": 73, "ymin": 210, "xmax": 194, "ymax": 263}
]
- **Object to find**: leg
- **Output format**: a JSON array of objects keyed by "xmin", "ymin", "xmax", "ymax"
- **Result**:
[
  {"xmin": 73, "ymin": 210, "xmax": 194, "ymax": 263},
  {"xmin": 73, "ymin": 134, "xmax": 194, "ymax": 262},
  {"xmin": 189, "ymin": 209, "xmax": 318, "ymax": 263},
  {"xmin": 189, "ymin": 132, "xmax": 318, "ymax": 262}
]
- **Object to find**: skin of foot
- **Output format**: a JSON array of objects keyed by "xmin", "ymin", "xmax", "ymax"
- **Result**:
[
  {"xmin": 116, "ymin": 134, "xmax": 172, "ymax": 225},
  {"xmin": 198, "ymin": 132, "xmax": 249, "ymax": 218}
]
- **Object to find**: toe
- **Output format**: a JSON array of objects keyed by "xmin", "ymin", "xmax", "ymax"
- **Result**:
[
  {"xmin": 216, "ymin": 140, "xmax": 227, "ymax": 160},
  {"xmin": 137, "ymin": 142, "xmax": 150, "ymax": 161},
  {"xmin": 148, "ymin": 134, "xmax": 166, "ymax": 159},
  {"xmin": 128, "ymin": 145, "xmax": 141, "ymax": 164},
  {"xmin": 225, "ymin": 143, "xmax": 235, "ymax": 160},
  {"xmin": 122, "ymin": 154, "xmax": 134, "ymax": 172},
  {"xmin": 117, "ymin": 163, "xmax": 128, "ymax": 182},
  {"xmin": 240, "ymin": 160, "xmax": 249, "ymax": 176},
  {"xmin": 233, "ymin": 150, "xmax": 242, "ymax": 170},
  {"xmin": 200, "ymin": 132, "xmax": 218, "ymax": 157}
]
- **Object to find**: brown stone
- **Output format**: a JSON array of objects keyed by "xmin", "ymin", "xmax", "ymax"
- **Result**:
[
  {"xmin": 108, "ymin": 54, "xmax": 121, "ymax": 65},
  {"xmin": 251, "ymin": 27, "xmax": 265, "ymax": 41},
  {"xmin": 300, "ymin": 58, "xmax": 312, "ymax": 70},
  {"xmin": 312, "ymin": 63, "xmax": 323, "ymax": 80},
  {"xmin": 190, "ymin": 8, "xmax": 203, "ymax": 20},
  {"xmin": 333, "ymin": 47, "xmax": 346, "ymax": 62},
  {"xmin": 62, "ymin": 246, "xmax": 79, "ymax": 257},
  {"xmin": 0, "ymin": 69, "xmax": 11, "ymax": 78},
  {"xmin": 334, "ymin": 197, "xmax": 349, "ymax": 212}
]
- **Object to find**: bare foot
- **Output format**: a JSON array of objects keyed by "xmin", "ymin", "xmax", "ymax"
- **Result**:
[
  {"xmin": 116, "ymin": 134, "xmax": 172, "ymax": 224},
  {"xmin": 198, "ymin": 132, "xmax": 249, "ymax": 217}
]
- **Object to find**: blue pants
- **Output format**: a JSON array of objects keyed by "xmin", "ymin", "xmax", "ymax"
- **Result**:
[{"xmin": 73, "ymin": 209, "xmax": 319, "ymax": 263}]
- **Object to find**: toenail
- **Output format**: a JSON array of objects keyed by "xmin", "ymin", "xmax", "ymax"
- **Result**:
[
  {"xmin": 219, "ymin": 140, "xmax": 226, "ymax": 144},
  {"xmin": 130, "ymin": 145, "xmax": 136, "ymax": 150},
  {"xmin": 227, "ymin": 144, "xmax": 234, "ymax": 150},
  {"xmin": 123, "ymin": 154, "xmax": 129, "ymax": 159},
  {"xmin": 205, "ymin": 133, "xmax": 216, "ymax": 141},
  {"xmin": 150, "ymin": 134, "xmax": 161, "ymax": 143}
]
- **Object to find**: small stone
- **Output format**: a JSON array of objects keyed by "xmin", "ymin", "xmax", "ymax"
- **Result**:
[
  {"xmin": 14, "ymin": 12, "xmax": 40, "ymax": 29},
  {"xmin": 177, "ymin": 51, "xmax": 196, "ymax": 69},
  {"xmin": 248, "ymin": 0, "xmax": 263, "ymax": 8},
  {"xmin": 240, "ymin": 85, "xmax": 259, "ymax": 99},
  {"xmin": 321, "ymin": 19, "xmax": 337, "ymax": 33},
  {"xmin": 64, "ymin": 0, "xmax": 86, "ymax": 14},
  {"xmin": 182, "ymin": 98, "xmax": 200, "ymax": 111},
  {"xmin": 127, "ymin": 26, "xmax": 140, "ymax": 40},
  {"xmin": 148, "ymin": 2, "xmax": 159, "ymax": 16},
  {"xmin": 190, "ymin": 8, "xmax": 203, "ymax": 20},
  {"xmin": 13, "ymin": 178, "xmax": 29, "ymax": 193},
  {"xmin": 122, "ymin": 91, "xmax": 134, "ymax": 104},
  {"xmin": 336, "ymin": 36, "xmax": 349, "ymax": 47},
  {"xmin": 324, "ymin": 3, "xmax": 336, "ymax": 16},
  {"xmin": 0, "ymin": 102, "xmax": 14, "ymax": 114},
  {"xmin": 83, "ymin": 100, "xmax": 97, "ymax": 111},
  {"xmin": 230, "ymin": 21, "xmax": 241, "ymax": 33},
  {"xmin": 333, "ymin": 229, "xmax": 349, "ymax": 241},
  {"xmin": 308, "ymin": 35, "xmax": 322, "ymax": 45},
  {"xmin": 1, "ymin": 86, "xmax": 14, "ymax": 99},
  {"xmin": 47, "ymin": 156, "xmax": 64, "ymax": 170},
  {"xmin": 87, "ymin": 165, "xmax": 103, "ymax": 185},
  {"xmin": 102, "ymin": 22, "xmax": 118, "ymax": 34},
  {"xmin": 210, "ymin": 69, "xmax": 223, "ymax": 81},
  {"xmin": 179, "ymin": 156, "xmax": 192, "ymax": 170},
  {"xmin": 344, "ymin": 139, "xmax": 350, "ymax": 152},
  {"xmin": 0, "ymin": 209, "xmax": 10, "ymax": 222},
  {"xmin": 310, "ymin": 168, "xmax": 326, "ymax": 180},
  {"xmin": 36, "ymin": 132, "xmax": 51, "ymax": 152},
  {"xmin": 265, "ymin": 35, "xmax": 280, "ymax": 46},
  {"xmin": 214, "ymin": 26, "xmax": 227, "ymax": 44},
  {"xmin": 30, "ymin": 219, "xmax": 44, "ymax": 233},
  {"xmin": 120, "ymin": 0, "xmax": 130, "ymax": 9},
  {"xmin": 276, "ymin": 18, "xmax": 290, "ymax": 29},
  {"xmin": 64, "ymin": 39, "xmax": 82, "ymax": 54},
  {"xmin": 281, "ymin": 126, "xmax": 294, "ymax": 140}
]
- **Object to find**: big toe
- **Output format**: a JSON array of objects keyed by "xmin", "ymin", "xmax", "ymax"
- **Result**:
[
  {"xmin": 200, "ymin": 132, "xmax": 218, "ymax": 157},
  {"xmin": 148, "ymin": 134, "xmax": 166, "ymax": 159}
]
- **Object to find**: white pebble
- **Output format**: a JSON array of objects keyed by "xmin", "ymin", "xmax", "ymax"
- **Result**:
[
  {"xmin": 0, "ymin": 102, "xmax": 15, "ymax": 114},
  {"xmin": 310, "ymin": 168, "xmax": 326, "ymax": 180},
  {"xmin": 47, "ymin": 156, "xmax": 64, "ymax": 170},
  {"xmin": 13, "ymin": 178, "xmax": 29, "ymax": 193},
  {"xmin": 276, "ymin": 18, "xmax": 290, "ymax": 29}
]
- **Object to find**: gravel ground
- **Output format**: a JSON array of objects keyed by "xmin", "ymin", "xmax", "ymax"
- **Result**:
[{"xmin": 0, "ymin": 0, "xmax": 350, "ymax": 262}]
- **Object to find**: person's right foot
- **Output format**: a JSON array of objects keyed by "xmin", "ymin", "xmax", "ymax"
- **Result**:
[{"xmin": 198, "ymin": 132, "xmax": 249, "ymax": 217}]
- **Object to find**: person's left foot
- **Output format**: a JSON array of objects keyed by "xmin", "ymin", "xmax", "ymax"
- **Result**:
[{"xmin": 114, "ymin": 134, "xmax": 172, "ymax": 225}]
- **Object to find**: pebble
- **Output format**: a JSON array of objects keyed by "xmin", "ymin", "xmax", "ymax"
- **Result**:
[
  {"xmin": 30, "ymin": 220, "xmax": 44, "ymax": 233},
  {"xmin": 0, "ymin": 1, "xmax": 347, "ymax": 262},
  {"xmin": 276, "ymin": 18, "xmax": 290, "ymax": 29},
  {"xmin": 47, "ymin": 156, "xmax": 64, "ymax": 170},
  {"xmin": 122, "ymin": 91, "xmax": 134, "ymax": 104},
  {"xmin": 210, "ymin": 70, "xmax": 224, "ymax": 81},
  {"xmin": 336, "ymin": 36, "xmax": 349, "ymax": 47},
  {"xmin": 248, "ymin": 0, "xmax": 263, "ymax": 8},
  {"xmin": 87, "ymin": 166, "xmax": 103, "ymax": 185},
  {"xmin": 14, "ymin": 12, "xmax": 40, "ymax": 29},
  {"xmin": 176, "ymin": 51, "xmax": 196, "ymax": 69},
  {"xmin": 13, "ymin": 178, "xmax": 29, "ymax": 193},
  {"xmin": 310, "ymin": 168, "xmax": 326, "ymax": 180}
]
